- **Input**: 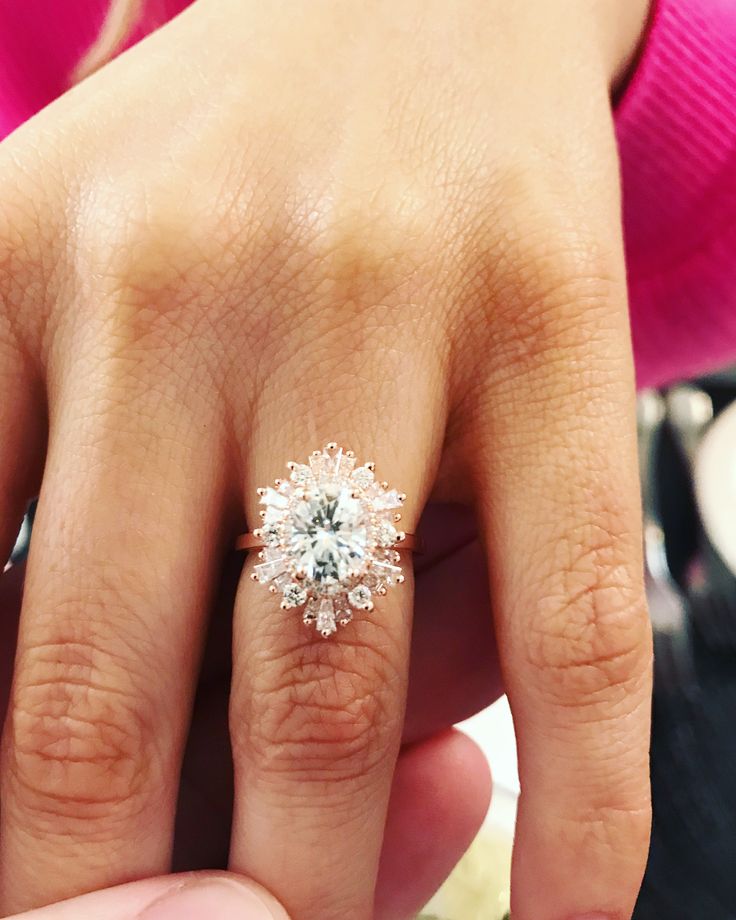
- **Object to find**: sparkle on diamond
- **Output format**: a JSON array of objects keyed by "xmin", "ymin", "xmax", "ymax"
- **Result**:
[{"xmin": 289, "ymin": 483, "xmax": 369, "ymax": 584}]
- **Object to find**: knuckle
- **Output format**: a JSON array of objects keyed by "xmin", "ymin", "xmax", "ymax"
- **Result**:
[
  {"xmin": 524, "ymin": 524, "xmax": 652, "ymax": 703},
  {"xmin": 77, "ymin": 170, "xmax": 444, "ymax": 361},
  {"xmin": 559, "ymin": 798, "xmax": 652, "ymax": 864},
  {"xmin": 323, "ymin": 194, "xmax": 437, "ymax": 296},
  {"xmin": 90, "ymin": 214, "xmax": 213, "ymax": 335},
  {"xmin": 7, "ymin": 635, "xmax": 157, "ymax": 823},
  {"xmin": 445, "ymin": 187, "xmax": 625, "ymax": 384},
  {"xmin": 515, "ymin": 201, "xmax": 619, "ymax": 300},
  {"xmin": 510, "ymin": 226, "xmax": 621, "ymax": 357},
  {"xmin": 486, "ymin": 161, "xmax": 620, "ymax": 307},
  {"xmin": 77, "ymin": 184, "xmax": 242, "ymax": 348},
  {"xmin": 234, "ymin": 629, "xmax": 403, "ymax": 786}
]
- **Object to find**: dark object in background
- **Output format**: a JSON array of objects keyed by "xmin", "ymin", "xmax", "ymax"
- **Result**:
[
  {"xmin": 635, "ymin": 628, "xmax": 736, "ymax": 919},
  {"xmin": 5, "ymin": 500, "xmax": 35, "ymax": 570},
  {"xmin": 635, "ymin": 370, "xmax": 736, "ymax": 920}
]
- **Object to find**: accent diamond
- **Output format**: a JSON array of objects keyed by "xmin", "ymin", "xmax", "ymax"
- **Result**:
[
  {"xmin": 351, "ymin": 466, "xmax": 375, "ymax": 488},
  {"xmin": 290, "ymin": 463, "xmax": 313, "ymax": 486},
  {"xmin": 372, "ymin": 561, "xmax": 403, "ymax": 585},
  {"xmin": 376, "ymin": 521, "xmax": 398, "ymax": 548},
  {"xmin": 348, "ymin": 584, "xmax": 372, "ymax": 609},
  {"xmin": 282, "ymin": 582, "xmax": 308, "ymax": 609},
  {"xmin": 315, "ymin": 598, "xmax": 337, "ymax": 637},
  {"xmin": 261, "ymin": 522, "xmax": 282, "ymax": 546},
  {"xmin": 373, "ymin": 489, "xmax": 403, "ymax": 511},
  {"xmin": 260, "ymin": 487, "xmax": 289, "ymax": 509},
  {"xmin": 254, "ymin": 557, "xmax": 287, "ymax": 584}
]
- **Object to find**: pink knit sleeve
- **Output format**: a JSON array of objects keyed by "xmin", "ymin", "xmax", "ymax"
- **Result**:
[{"xmin": 616, "ymin": 0, "xmax": 736, "ymax": 387}]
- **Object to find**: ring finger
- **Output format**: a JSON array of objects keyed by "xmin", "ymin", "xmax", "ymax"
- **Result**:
[{"xmin": 228, "ymin": 332, "xmax": 446, "ymax": 920}]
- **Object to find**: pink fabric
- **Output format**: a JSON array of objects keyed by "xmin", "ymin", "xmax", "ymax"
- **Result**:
[
  {"xmin": 0, "ymin": 0, "xmax": 192, "ymax": 138},
  {"xmin": 0, "ymin": 0, "xmax": 734, "ymax": 389},
  {"xmin": 616, "ymin": 0, "xmax": 736, "ymax": 386}
]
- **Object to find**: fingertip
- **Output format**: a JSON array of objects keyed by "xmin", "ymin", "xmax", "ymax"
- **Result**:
[
  {"xmin": 15, "ymin": 873, "xmax": 291, "ymax": 920},
  {"xmin": 138, "ymin": 875, "xmax": 289, "ymax": 920},
  {"xmin": 375, "ymin": 729, "xmax": 492, "ymax": 920},
  {"xmin": 397, "ymin": 728, "xmax": 493, "ymax": 826}
]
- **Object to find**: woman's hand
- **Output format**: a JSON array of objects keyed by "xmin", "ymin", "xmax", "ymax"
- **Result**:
[
  {"xmin": 6, "ymin": 870, "xmax": 290, "ymax": 920},
  {"xmin": 0, "ymin": 559, "xmax": 492, "ymax": 920},
  {"xmin": 0, "ymin": 1, "xmax": 653, "ymax": 918}
]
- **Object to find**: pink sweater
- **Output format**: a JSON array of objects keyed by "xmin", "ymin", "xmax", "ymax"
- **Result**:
[{"xmin": 0, "ymin": 0, "xmax": 734, "ymax": 389}]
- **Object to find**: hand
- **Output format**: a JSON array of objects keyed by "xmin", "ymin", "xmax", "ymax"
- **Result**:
[
  {"xmin": 6, "ymin": 870, "xmax": 290, "ymax": 920},
  {"xmin": 0, "ymin": 559, "xmax": 490, "ymax": 920},
  {"xmin": 0, "ymin": 1, "xmax": 653, "ymax": 918}
]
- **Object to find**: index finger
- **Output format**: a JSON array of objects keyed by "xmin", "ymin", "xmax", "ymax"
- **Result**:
[{"xmin": 472, "ymin": 239, "xmax": 652, "ymax": 919}]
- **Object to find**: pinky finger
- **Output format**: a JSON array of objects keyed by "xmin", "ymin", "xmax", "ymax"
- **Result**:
[{"xmin": 375, "ymin": 730, "xmax": 492, "ymax": 920}]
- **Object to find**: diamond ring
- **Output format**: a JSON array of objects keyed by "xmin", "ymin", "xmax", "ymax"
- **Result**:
[{"xmin": 235, "ymin": 442, "xmax": 416, "ymax": 637}]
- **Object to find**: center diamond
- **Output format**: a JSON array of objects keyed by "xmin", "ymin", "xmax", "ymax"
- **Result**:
[{"xmin": 289, "ymin": 483, "xmax": 368, "ymax": 584}]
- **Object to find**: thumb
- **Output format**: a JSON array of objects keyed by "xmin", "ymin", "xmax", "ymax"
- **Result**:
[{"xmin": 14, "ymin": 873, "xmax": 289, "ymax": 920}]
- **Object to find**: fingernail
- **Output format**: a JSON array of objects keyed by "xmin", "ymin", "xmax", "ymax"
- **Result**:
[{"xmin": 139, "ymin": 878, "xmax": 279, "ymax": 920}]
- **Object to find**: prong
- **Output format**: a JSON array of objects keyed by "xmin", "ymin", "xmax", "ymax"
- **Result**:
[
  {"xmin": 380, "ymin": 480, "xmax": 389, "ymax": 490},
  {"xmin": 326, "ymin": 441, "xmax": 338, "ymax": 451},
  {"xmin": 345, "ymin": 450, "xmax": 355, "ymax": 458},
  {"xmin": 250, "ymin": 572, "xmax": 260, "ymax": 582},
  {"xmin": 394, "ymin": 512, "xmax": 402, "ymax": 522},
  {"xmin": 269, "ymin": 585, "xmax": 278, "ymax": 594},
  {"xmin": 351, "ymin": 490, "xmax": 361, "ymax": 499},
  {"xmin": 377, "ymin": 586, "xmax": 388, "ymax": 596},
  {"xmin": 311, "ymin": 450, "xmax": 322, "ymax": 459},
  {"xmin": 287, "ymin": 461, "xmax": 297, "ymax": 471},
  {"xmin": 397, "ymin": 492, "xmax": 407, "ymax": 503},
  {"xmin": 365, "ymin": 461, "xmax": 375, "ymax": 472},
  {"xmin": 274, "ymin": 478, "xmax": 283, "ymax": 487},
  {"xmin": 280, "ymin": 601, "xmax": 290, "ymax": 610},
  {"xmin": 365, "ymin": 601, "xmax": 375, "ymax": 612},
  {"xmin": 396, "ymin": 574, "xmax": 406, "ymax": 585},
  {"xmin": 259, "ymin": 510, "xmax": 267, "ymax": 519},
  {"xmin": 256, "ymin": 487, "xmax": 267, "ymax": 497},
  {"xmin": 396, "ymin": 531, "xmax": 406, "ymax": 543},
  {"xmin": 253, "ymin": 527, "xmax": 263, "ymax": 538},
  {"xmin": 257, "ymin": 551, "xmax": 264, "ymax": 560}
]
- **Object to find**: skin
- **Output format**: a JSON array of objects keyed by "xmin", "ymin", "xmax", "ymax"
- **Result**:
[
  {"xmin": 0, "ymin": 0, "xmax": 653, "ymax": 918},
  {"xmin": 8, "ymin": 871, "xmax": 292, "ymax": 919},
  {"xmin": 0, "ymin": 563, "xmax": 491, "ymax": 920}
]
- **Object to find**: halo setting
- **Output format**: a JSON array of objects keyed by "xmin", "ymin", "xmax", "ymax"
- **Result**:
[{"xmin": 249, "ymin": 443, "xmax": 408, "ymax": 637}]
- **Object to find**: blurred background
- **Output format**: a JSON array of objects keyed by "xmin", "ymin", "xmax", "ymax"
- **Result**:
[{"xmin": 423, "ymin": 367, "xmax": 736, "ymax": 920}]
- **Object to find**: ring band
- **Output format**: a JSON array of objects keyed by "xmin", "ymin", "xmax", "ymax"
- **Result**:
[{"xmin": 235, "ymin": 442, "xmax": 413, "ymax": 637}]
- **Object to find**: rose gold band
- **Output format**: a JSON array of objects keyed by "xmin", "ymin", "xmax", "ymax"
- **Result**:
[{"xmin": 235, "ymin": 532, "xmax": 419, "ymax": 552}]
